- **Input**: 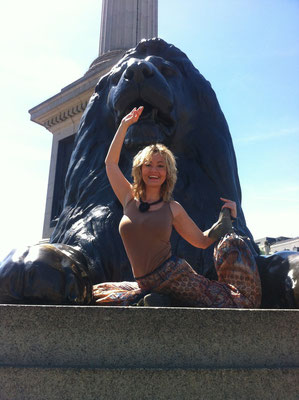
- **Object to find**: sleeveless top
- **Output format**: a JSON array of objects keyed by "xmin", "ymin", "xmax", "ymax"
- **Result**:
[{"xmin": 119, "ymin": 198, "xmax": 173, "ymax": 278}]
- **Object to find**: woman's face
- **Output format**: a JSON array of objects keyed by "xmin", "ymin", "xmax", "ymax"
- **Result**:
[{"xmin": 141, "ymin": 153, "xmax": 167, "ymax": 189}]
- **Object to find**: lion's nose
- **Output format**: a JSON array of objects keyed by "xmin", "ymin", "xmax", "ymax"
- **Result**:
[{"xmin": 124, "ymin": 61, "xmax": 154, "ymax": 83}]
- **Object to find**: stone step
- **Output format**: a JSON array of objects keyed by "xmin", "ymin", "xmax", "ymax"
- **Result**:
[
  {"xmin": 1, "ymin": 305, "xmax": 298, "ymax": 369},
  {"xmin": 0, "ymin": 305, "xmax": 298, "ymax": 399},
  {"xmin": 0, "ymin": 366, "xmax": 298, "ymax": 400}
]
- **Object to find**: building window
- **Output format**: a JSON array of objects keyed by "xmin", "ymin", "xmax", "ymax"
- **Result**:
[{"xmin": 50, "ymin": 134, "xmax": 75, "ymax": 227}]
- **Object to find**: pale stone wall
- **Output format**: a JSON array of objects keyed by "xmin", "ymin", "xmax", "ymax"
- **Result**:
[{"xmin": 271, "ymin": 238, "xmax": 299, "ymax": 253}]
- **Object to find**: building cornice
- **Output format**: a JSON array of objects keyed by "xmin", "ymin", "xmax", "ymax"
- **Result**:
[{"xmin": 29, "ymin": 50, "xmax": 125, "ymax": 132}]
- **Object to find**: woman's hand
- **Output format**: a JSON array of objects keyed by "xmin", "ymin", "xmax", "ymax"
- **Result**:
[
  {"xmin": 205, "ymin": 198, "xmax": 236, "ymax": 241},
  {"xmin": 220, "ymin": 197, "xmax": 237, "ymax": 219},
  {"xmin": 121, "ymin": 106, "xmax": 144, "ymax": 128}
]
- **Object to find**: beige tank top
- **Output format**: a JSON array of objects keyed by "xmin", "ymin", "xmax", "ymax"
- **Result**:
[{"xmin": 119, "ymin": 199, "xmax": 173, "ymax": 278}]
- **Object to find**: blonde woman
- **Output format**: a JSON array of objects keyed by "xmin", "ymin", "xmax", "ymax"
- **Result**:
[{"xmin": 93, "ymin": 107, "xmax": 261, "ymax": 308}]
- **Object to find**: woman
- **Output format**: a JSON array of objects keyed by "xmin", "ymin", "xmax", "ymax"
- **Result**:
[{"xmin": 93, "ymin": 107, "xmax": 262, "ymax": 308}]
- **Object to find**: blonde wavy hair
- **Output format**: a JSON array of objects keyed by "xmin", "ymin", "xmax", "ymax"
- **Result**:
[{"xmin": 132, "ymin": 144, "xmax": 177, "ymax": 202}]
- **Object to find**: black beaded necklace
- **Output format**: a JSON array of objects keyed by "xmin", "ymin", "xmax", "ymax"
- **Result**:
[{"xmin": 139, "ymin": 197, "xmax": 163, "ymax": 212}]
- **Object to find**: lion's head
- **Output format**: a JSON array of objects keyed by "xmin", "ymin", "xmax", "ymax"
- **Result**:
[{"xmin": 51, "ymin": 38, "xmax": 259, "ymax": 283}]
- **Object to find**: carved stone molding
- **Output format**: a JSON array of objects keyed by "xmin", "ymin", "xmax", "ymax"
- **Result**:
[{"xmin": 44, "ymin": 101, "xmax": 88, "ymax": 129}]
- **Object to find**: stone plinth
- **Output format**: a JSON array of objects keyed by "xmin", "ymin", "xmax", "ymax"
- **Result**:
[{"xmin": 0, "ymin": 305, "xmax": 298, "ymax": 399}]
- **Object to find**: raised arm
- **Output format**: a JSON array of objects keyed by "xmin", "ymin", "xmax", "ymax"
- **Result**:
[
  {"xmin": 105, "ymin": 106, "xmax": 143, "ymax": 206},
  {"xmin": 171, "ymin": 198, "xmax": 236, "ymax": 249}
]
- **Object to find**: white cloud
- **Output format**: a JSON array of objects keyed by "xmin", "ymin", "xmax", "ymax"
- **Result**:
[
  {"xmin": 1, "ymin": 53, "xmax": 86, "ymax": 101},
  {"xmin": 0, "ymin": 174, "xmax": 48, "ymax": 262},
  {"xmin": 242, "ymin": 183, "xmax": 299, "ymax": 239},
  {"xmin": 245, "ymin": 207, "xmax": 299, "ymax": 240}
]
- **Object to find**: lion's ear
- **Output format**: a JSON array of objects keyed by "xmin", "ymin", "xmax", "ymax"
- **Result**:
[
  {"xmin": 179, "ymin": 62, "xmax": 215, "ymax": 114},
  {"xmin": 190, "ymin": 69, "xmax": 223, "ymax": 119},
  {"xmin": 95, "ymin": 74, "xmax": 109, "ymax": 94}
]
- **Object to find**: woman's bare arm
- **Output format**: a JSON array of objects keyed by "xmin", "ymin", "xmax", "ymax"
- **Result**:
[
  {"xmin": 105, "ymin": 107, "xmax": 143, "ymax": 206},
  {"xmin": 170, "ymin": 198, "xmax": 236, "ymax": 249},
  {"xmin": 171, "ymin": 201, "xmax": 215, "ymax": 249}
]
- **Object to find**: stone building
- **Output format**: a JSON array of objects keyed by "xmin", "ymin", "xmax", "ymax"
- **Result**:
[
  {"xmin": 255, "ymin": 236, "xmax": 299, "ymax": 254},
  {"xmin": 29, "ymin": 0, "xmax": 158, "ymax": 239},
  {"xmin": 270, "ymin": 237, "xmax": 299, "ymax": 253}
]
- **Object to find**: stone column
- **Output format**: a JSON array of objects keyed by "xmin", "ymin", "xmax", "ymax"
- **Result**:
[{"xmin": 99, "ymin": 0, "xmax": 158, "ymax": 55}]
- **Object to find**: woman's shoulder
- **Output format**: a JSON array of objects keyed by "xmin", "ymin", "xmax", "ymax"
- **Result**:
[
  {"xmin": 123, "ymin": 192, "xmax": 135, "ymax": 209},
  {"xmin": 169, "ymin": 200, "xmax": 185, "ymax": 219}
]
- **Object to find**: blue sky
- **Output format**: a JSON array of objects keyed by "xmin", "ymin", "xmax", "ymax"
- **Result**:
[{"xmin": 0, "ymin": 0, "xmax": 298, "ymax": 261}]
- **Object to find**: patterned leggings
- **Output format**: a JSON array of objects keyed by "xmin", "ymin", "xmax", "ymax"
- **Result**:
[{"xmin": 92, "ymin": 234, "xmax": 262, "ymax": 308}]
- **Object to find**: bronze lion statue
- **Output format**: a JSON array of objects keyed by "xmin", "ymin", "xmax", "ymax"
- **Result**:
[{"xmin": 0, "ymin": 38, "xmax": 298, "ymax": 307}]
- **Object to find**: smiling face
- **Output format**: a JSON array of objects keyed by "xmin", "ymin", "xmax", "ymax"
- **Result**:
[
  {"xmin": 131, "ymin": 143, "xmax": 177, "ymax": 202},
  {"xmin": 141, "ymin": 153, "xmax": 167, "ymax": 190}
]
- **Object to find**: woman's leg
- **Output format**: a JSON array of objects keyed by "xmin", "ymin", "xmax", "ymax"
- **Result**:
[
  {"xmin": 137, "ymin": 257, "xmax": 240, "ymax": 308},
  {"xmin": 214, "ymin": 233, "xmax": 262, "ymax": 308},
  {"xmin": 93, "ymin": 233, "xmax": 262, "ymax": 308},
  {"xmin": 92, "ymin": 281, "xmax": 144, "ymax": 305},
  {"xmin": 137, "ymin": 234, "xmax": 262, "ymax": 309}
]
